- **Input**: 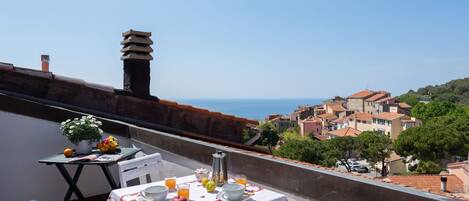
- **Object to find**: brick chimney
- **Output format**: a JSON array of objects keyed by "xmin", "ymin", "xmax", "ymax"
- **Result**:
[
  {"xmin": 120, "ymin": 29, "xmax": 153, "ymax": 97},
  {"xmin": 41, "ymin": 55, "xmax": 50, "ymax": 72}
]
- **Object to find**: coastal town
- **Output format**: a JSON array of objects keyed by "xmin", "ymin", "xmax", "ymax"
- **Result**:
[{"xmin": 257, "ymin": 89, "xmax": 469, "ymax": 199}]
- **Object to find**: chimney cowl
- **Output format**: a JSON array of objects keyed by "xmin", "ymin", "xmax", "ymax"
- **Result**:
[
  {"xmin": 121, "ymin": 29, "xmax": 153, "ymax": 61},
  {"xmin": 121, "ymin": 29, "xmax": 153, "ymax": 98}
]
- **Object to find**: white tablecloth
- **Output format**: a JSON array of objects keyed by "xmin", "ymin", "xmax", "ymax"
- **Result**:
[{"xmin": 108, "ymin": 175, "xmax": 288, "ymax": 201}]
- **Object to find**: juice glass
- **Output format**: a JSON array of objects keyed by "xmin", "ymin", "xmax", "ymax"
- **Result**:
[
  {"xmin": 165, "ymin": 175, "xmax": 176, "ymax": 191},
  {"xmin": 235, "ymin": 174, "xmax": 247, "ymax": 186},
  {"xmin": 177, "ymin": 184, "xmax": 190, "ymax": 200}
]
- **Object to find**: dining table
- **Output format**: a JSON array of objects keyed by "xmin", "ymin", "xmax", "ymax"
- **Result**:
[
  {"xmin": 108, "ymin": 175, "xmax": 288, "ymax": 201},
  {"xmin": 39, "ymin": 147, "xmax": 142, "ymax": 201}
]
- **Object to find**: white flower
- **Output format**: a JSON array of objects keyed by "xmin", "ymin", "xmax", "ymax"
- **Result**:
[
  {"xmin": 98, "ymin": 129, "xmax": 103, "ymax": 134},
  {"xmin": 70, "ymin": 125, "xmax": 75, "ymax": 129},
  {"xmin": 68, "ymin": 130, "xmax": 73, "ymax": 134}
]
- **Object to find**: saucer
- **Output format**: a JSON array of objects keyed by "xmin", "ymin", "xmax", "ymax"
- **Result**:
[{"xmin": 216, "ymin": 191, "xmax": 251, "ymax": 201}]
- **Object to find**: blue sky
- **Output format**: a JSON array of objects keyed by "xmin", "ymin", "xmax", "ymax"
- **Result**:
[{"xmin": 1, "ymin": 0, "xmax": 468, "ymax": 99}]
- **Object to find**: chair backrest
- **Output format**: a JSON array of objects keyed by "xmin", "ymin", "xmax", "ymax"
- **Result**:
[{"xmin": 118, "ymin": 153, "xmax": 163, "ymax": 187}]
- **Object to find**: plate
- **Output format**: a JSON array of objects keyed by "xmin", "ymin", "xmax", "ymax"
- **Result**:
[
  {"xmin": 137, "ymin": 197, "xmax": 172, "ymax": 201},
  {"xmin": 216, "ymin": 191, "xmax": 251, "ymax": 201}
]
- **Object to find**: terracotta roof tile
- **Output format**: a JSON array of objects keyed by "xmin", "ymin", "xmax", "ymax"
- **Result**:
[
  {"xmin": 373, "ymin": 112, "xmax": 405, "ymax": 121},
  {"xmin": 318, "ymin": 113, "xmax": 338, "ymax": 120},
  {"xmin": 325, "ymin": 102, "xmax": 346, "ymax": 112},
  {"xmin": 328, "ymin": 127, "xmax": 362, "ymax": 137},
  {"xmin": 353, "ymin": 112, "xmax": 373, "ymax": 121},
  {"xmin": 366, "ymin": 93, "xmax": 389, "ymax": 102},
  {"xmin": 348, "ymin": 90, "xmax": 376, "ymax": 98},
  {"xmin": 376, "ymin": 96, "xmax": 395, "ymax": 103},
  {"xmin": 388, "ymin": 175, "xmax": 464, "ymax": 193},
  {"xmin": 398, "ymin": 102, "xmax": 412, "ymax": 109}
]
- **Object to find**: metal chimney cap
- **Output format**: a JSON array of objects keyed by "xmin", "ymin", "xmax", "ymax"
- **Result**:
[{"xmin": 122, "ymin": 29, "xmax": 151, "ymax": 37}]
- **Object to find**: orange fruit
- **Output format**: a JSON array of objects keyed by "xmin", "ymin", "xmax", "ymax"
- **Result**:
[{"xmin": 63, "ymin": 148, "xmax": 73, "ymax": 157}]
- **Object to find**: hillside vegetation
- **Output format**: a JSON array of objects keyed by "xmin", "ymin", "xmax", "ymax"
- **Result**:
[{"xmin": 398, "ymin": 77, "xmax": 469, "ymax": 106}]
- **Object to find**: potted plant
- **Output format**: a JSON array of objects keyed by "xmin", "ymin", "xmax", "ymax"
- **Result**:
[{"xmin": 60, "ymin": 115, "xmax": 103, "ymax": 155}]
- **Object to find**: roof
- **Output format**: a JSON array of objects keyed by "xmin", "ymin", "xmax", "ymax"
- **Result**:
[
  {"xmin": 325, "ymin": 102, "xmax": 345, "ymax": 112},
  {"xmin": 303, "ymin": 116, "xmax": 322, "ymax": 123},
  {"xmin": 318, "ymin": 113, "xmax": 338, "ymax": 120},
  {"xmin": 353, "ymin": 112, "xmax": 373, "ymax": 121},
  {"xmin": 398, "ymin": 102, "xmax": 412, "ymax": 109},
  {"xmin": 333, "ymin": 116, "xmax": 349, "ymax": 124},
  {"xmin": 365, "ymin": 93, "xmax": 388, "ymax": 102},
  {"xmin": 311, "ymin": 134, "xmax": 328, "ymax": 141},
  {"xmin": 0, "ymin": 62, "xmax": 257, "ymax": 144},
  {"xmin": 328, "ymin": 127, "xmax": 362, "ymax": 137},
  {"xmin": 387, "ymin": 175, "xmax": 464, "ymax": 193},
  {"xmin": 376, "ymin": 96, "xmax": 395, "ymax": 103},
  {"xmin": 348, "ymin": 90, "xmax": 376, "ymax": 99},
  {"xmin": 373, "ymin": 112, "xmax": 405, "ymax": 121},
  {"xmin": 385, "ymin": 152, "xmax": 403, "ymax": 162}
]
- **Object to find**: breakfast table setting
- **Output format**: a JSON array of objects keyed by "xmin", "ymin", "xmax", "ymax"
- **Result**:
[{"xmin": 107, "ymin": 175, "xmax": 288, "ymax": 201}]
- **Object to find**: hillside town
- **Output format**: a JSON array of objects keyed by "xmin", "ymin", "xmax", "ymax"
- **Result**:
[{"xmin": 261, "ymin": 89, "xmax": 468, "ymax": 198}]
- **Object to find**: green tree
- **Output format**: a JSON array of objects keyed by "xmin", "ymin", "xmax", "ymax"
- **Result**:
[
  {"xmin": 411, "ymin": 101, "xmax": 456, "ymax": 122},
  {"xmin": 258, "ymin": 121, "xmax": 280, "ymax": 154},
  {"xmin": 274, "ymin": 138, "xmax": 327, "ymax": 165},
  {"xmin": 397, "ymin": 93, "xmax": 421, "ymax": 106},
  {"xmin": 324, "ymin": 137, "xmax": 360, "ymax": 172},
  {"xmin": 414, "ymin": 161, "xmax": 442, "ymax": 174},
  {"xmin": 357, "ymin": 131, "xmax": 393, "ymax": 176},
  {"xmin": 395, "ymin": 115, "xmax": 469, "ymax": 171}
]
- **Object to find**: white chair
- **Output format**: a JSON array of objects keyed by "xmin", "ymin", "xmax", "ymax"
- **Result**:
[{"xmin": 118, "ymin": 152, "xmax": 163, "ymax": 187}]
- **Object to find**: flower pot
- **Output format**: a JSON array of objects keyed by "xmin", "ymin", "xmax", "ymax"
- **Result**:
[{"xmin": 76, "ymin": 140, "xmax": 93, "ymax": 155}]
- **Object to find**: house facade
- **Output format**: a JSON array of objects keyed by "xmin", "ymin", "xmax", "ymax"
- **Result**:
[
  {"xmin": 364, "ymin": 92, "xmax": 390, "ymax": 114},
  {"xmin": 349, "ymin": 112, "xmax": 373, "ymax": 132},
  {"xmin": 299, "ymin": 117, "xmax": 323, "ymax": 137},
  {"xmin": 347, "ymin": 90, "xmax": 377, "ymax": 113}
]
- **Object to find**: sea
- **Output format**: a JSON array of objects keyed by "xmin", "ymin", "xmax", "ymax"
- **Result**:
[{"xmin": 175, "ymin": 99, "xmax": 324, "ymax": 120}]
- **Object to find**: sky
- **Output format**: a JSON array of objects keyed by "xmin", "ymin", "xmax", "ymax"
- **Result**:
[{"xmin": 1, "ymin": 0, "xmax": 468, "ymax": 99}]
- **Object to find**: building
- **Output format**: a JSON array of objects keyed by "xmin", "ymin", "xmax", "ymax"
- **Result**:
[
  {"xmin": 385, "ymin": 153, "xmax": 407, "ymax": 175},
  {"xmin": 371, "ymin": 112, "xmax": 406, "ymax": 139},
  {"xmin": 364, "ymin": 91, "xmax": 390, "ymax": 114},
  {"xmin": 371, "ymin": 112, "xmax": 420, "ymax": 140},
  {"xmin": 290, "ymin": 105, "xmax": 315, "ymax": 121},
  {"xmin": 326, "ymin": 127, "xmax": 361, "ymax": 139},
  {"xmin": 332, "ymin": 116, "xmax": 349, "ymax": 130},
  {"xmin": 373, "ymin": 96, "xmax": 397, "ymax": 114},
  {"xmin": 298, "ymin": 117, "xmax": 323, "ymax": 137},
  {"xmin": 271, "ymin": 116, "xmax": 296, "ymax": 133},
  {"xmin": 349, "ymin": 112, "xmax": 373, "ymax": 132},
  {"xmin": 448, "ymin": 161, "xmax": 469, "ymax": 193},
  {"xmin": 324, "ymin": 102, "xmax": 346, "ymax": 118},
  {"xmin": 347, "ymin": 90, "xmax": 377, "ymax": 113}
]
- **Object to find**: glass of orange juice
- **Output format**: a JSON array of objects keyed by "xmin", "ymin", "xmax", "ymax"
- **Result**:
[
  {"xmin": 235, "ymin": 174, "xmax": 247, "ymax": 186},
  {"xmin": 165, "ymin": 175, "xmax": 176, "ymax": 191},
  {"xmin": 177, "ymin": 184, "xmax": 190, "ymax": 199}
]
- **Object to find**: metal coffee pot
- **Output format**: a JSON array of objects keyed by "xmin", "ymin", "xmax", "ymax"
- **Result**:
[{"xmin": 211, "ymin": 150, "xmax": 228, "ymax": 187}]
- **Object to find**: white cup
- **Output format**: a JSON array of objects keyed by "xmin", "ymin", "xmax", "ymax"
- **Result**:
[
  {"xmin": 140, "ymin": 185, "xmax": 168, "ymax": 201},
  {"xmin": 222, "ymin": 183, "xmax": 245, "ymax": 201}
]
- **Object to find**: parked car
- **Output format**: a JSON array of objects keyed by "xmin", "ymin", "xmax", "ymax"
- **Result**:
[{"xmin": 355, "ymin": 166, "xmax": 369, "ymax": 173}]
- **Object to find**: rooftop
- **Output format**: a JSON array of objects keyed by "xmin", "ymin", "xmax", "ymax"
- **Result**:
[
  {"xmin": 348, "ymin": 90, "xmax": 376, "ymax": 99},
  {"xmin": 353, "ymin": 112, "xmax": 373, "ymax": 121},
  {"xmin": 373, "ymin": 112, "xmax": 406, "ymax": 121},
  {"xmin": 387, "ymin": 175, "xmax": 464, "ymax": 194},
  {"xmin": 366, "ymin": 93, "xmax": 389, "ymax": 102},
  {"xmin": 328, "ymin": 127, "xmax": 362, "ymax": 137}
]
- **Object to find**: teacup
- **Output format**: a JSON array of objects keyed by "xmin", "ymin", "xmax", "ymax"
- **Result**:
[
  {"xmin": 140, "ymin": 185, "xmax": 168, "ymax": 201},
  {"xmin": 222, "ymin": 183, "xmax": 245, "ymax": 200}
]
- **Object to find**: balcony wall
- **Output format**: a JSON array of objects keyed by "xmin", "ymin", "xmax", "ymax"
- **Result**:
[{"xmin": 0, "ymin": 94, "xmax": 455, "ymax": 201}]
